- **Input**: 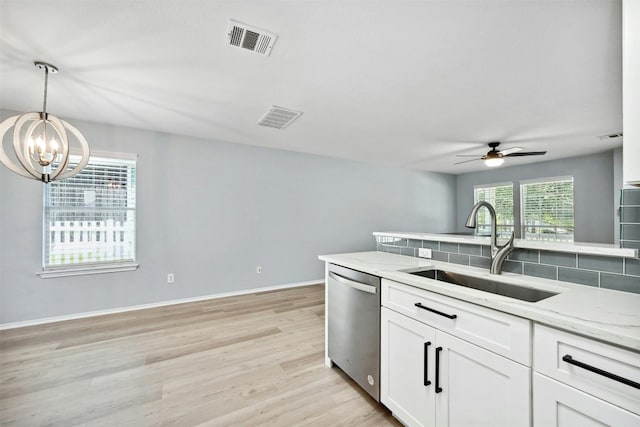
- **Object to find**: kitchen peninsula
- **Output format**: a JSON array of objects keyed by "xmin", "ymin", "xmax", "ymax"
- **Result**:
[{"xmin": 320, "ymin": 241, "xmax": 640, "ymax": 427}]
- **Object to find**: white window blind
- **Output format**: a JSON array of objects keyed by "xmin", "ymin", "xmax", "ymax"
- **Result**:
[
  {"xmin": 473, "ymin": 183, "xmax": 514, "ymax": 237},
  {"xmin": 43, "ymin": 154, "xmax": 137, "ymax": 269},
  {"xmin": 520, "ymin": 177, "xmax": 574, "ymax": 242}
]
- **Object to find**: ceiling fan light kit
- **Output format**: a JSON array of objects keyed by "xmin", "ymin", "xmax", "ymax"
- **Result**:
[
  {"xmin": 0, "ymin": 62, "xmax": 90, "ymax": 183},
  {"xmin": 484, "ymin": 156, "xmax": 504, "ymax": 167},
  {"xmin": 455, "ymin": 141, "xmax": 547, "ymax": 168}
]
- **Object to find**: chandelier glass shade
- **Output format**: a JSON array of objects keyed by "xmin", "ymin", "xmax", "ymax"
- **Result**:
[{"xmin": 0, "ymin": 62, "xmax": 90, "ymax": 183}]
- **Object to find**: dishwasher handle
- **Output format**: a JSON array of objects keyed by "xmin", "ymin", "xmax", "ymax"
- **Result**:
[{"xmin": 328, "ymin": 271, "xmax": 377, "ymax": 294}]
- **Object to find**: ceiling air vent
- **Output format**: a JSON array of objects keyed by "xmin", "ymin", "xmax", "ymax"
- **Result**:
[
  {"xmin": 257, "ymin": 106, "xmax": 303, "ymax": 129},
  {"xmin": 227, "ymin": 20, "xmax": 277, "ymax": 56},
  {"xmin": 598, "ymin": 133, "xmax": 623, "ymax": 141}
]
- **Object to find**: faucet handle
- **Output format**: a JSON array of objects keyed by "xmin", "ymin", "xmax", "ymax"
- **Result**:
[
  {"xmin": 497, "ymin": 231, "xmax": 515, "ymax": 249},
  {"xmin": 504, "ymin": 231, "xmax": 515, "ymax": 248},
  {"xmin": 491, "ymin": 231, "xmax": 516, "ymax": 275}
]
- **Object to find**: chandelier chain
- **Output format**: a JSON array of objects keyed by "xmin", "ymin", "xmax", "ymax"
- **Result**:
[{"xmin": 42, "ymin": 66, "xmax": 49, "ymax": 114}]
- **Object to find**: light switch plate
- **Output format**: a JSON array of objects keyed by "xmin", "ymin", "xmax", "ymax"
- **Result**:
[{"xmin": 418, "ymin": 248, "xmax": 432, "ymax": 258}]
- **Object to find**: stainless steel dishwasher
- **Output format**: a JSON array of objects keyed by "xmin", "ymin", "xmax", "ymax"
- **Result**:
[{"xmin": 327, "ymin": 263, "xmax": 381, "ymax": 401}]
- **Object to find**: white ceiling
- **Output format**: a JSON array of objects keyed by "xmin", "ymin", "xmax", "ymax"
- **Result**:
[{"xmin": 0, "ymin": 0, "xmax": 623, "ymax": 174}]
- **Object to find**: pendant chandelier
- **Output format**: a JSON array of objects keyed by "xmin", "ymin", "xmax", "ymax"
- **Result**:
[{"xmin": 0, "ymin": 61, "xmax": 90, "ymax": 183}]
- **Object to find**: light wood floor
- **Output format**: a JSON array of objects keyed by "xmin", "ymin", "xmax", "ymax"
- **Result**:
[{"xmin": 0, "ymin": 284, "xmax": 401, "ymax": 426}]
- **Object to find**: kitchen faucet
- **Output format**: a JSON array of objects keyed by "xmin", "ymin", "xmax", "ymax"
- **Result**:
[{"xmin": 465, "ymin": 201, "xmax": 515, "ymax": 275}]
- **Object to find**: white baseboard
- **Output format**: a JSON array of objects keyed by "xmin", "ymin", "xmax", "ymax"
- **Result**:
[{"xmin": 0, "ymin": 279, "xmax": 324, "ymax": 330}]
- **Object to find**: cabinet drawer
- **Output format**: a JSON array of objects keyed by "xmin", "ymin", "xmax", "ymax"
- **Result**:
[
  {"xmin": 382, "ymin": 279, "xmax": 531, "ymax": 365},
  {"xmin": 533, "ymin": 373, "xmax": 640, "ymax": 426},
  {"xmin": 534, "ymin": 324, "xmax": 640, "ymax": 415}
]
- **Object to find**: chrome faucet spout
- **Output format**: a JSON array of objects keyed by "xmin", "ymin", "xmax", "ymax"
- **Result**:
[
  {"xmin": 465, "ymin": 201, "xmax": 498, "ymax": 252},
  {"xmin": 465, "ymin": 201, "xmax": 514, "ymax": 275}
]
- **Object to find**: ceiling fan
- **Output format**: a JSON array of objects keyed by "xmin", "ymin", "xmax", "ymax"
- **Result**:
[{"xmin": 455, "ymin": 142, "xmax": 547, "ymax": 167}]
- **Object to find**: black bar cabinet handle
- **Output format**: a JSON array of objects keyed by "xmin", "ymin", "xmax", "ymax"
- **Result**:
[
  {"xmin": 424, "ymin": 341, "xmax": 432, "ymax": 386},
  {"xmin": 415, "ymin": 302, "xmax": 457, "ymax": 320},
  {"xmin": 562, "ymin": 355, "xmax": 640, "ymax": 389},
  {"xmin": 435, "ymin": 346, "xmax": 443, "ymax": 393}
]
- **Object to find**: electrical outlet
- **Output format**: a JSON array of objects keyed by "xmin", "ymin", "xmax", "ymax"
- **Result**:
[
  {"xmin": 256, "ymin": 265, "xmax": 263, "ymax": 274},
  {"xmin": 167, "ymin": 273, "xmax": 175, "ymax": 284},
  {"xmin": 418, "ymin": 248, "xmax": 432, "ymax": 259}
]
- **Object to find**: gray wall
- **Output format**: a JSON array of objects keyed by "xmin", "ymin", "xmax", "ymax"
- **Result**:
[
  {"xmin": 0, "ymin": 111, "xmax": 456, "ymax": 324},
  {"xmin": 455, "ymin": 151, "xmax": 617, "ymax": 243}
]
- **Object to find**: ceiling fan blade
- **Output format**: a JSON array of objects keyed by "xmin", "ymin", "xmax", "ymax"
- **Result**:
[
  {"xmin": 505, "ymin": 151, "xmax": 547, "ymax": 157},
  {"xmin": 455, "ymin": 154, "xmax": 485, "ymax": 157},
  {"xmin": 454, "ymin": 158, "xmax": 482, "ymax": 165},
  {"xmin": 499, "ymin": 146, "xmax": 524, "ymax": 156}
]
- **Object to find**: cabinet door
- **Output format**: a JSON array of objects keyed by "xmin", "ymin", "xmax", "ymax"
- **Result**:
[
  {"xmin": 534, "ymin": 373, "xmax": 640, "ymax": 427},
  {"xmin": 381, "ymin": 307, "xmax": 436, "ymax": 427},
  {"xmin": 624, "ymin": 0, "xmax": 640, "ymax": 185},
  {"xmin": 435, "ymin": 331, "xmax": 530, "ymax": 427}
]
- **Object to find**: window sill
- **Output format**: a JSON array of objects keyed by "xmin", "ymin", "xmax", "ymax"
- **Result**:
[{"xmin": 38, "ymin": 262, "xmax": 139, "ymax": 278}]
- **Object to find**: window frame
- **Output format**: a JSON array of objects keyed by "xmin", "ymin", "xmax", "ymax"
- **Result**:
[
  {"xmin": 519, "ymin": 175, "xmax": 575, "ymax": 242},
  {"xmin": 38, "ymin": 150, "xmax": 139, "ymax": 278},
  {"xmin": 473, "ymin": 182, "xmax": 515, "ymax": 238}
]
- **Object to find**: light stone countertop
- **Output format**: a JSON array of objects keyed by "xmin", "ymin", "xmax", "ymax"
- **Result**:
[
  {"xmin": 373, "ymin": 231, "xmax": 639, "ymax": 258},
  {"xmin": 318, "ymin": 251, "xmax": 640, "ymax": 352}
]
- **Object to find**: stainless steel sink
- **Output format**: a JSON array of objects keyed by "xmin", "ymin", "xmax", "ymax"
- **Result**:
[{"xmin": 410, "ymin": 269, "xmax": 558, "ymax": 302}]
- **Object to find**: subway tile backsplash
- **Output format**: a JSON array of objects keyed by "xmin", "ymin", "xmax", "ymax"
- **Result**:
[
  {"xmin": 523, "ymin": 263, "xmax": 557, "ymax": 280},
  {"xmin": 622, "ymin": 188, "xmax": 640, "ymax": 205},
  {"xmin": 577, "ymin": 254, "xmax": 623, "ymax": 274},
  {"xmin": 539, "ymin": 251, "xmax": 577, "ymax": 268},
  {"xmin": 376, "ymin": 235, "xmax": 640, "ymax": 294},
  {"xmin": 620, "ymin": 188, "xmax": 640, "ymax": 251},
  {"xmin": 432, "ymin": 251, "xmax": 449, "ymax": 262},
  {"xmin": 440, "ymin": 242, "xmax": 459, "ymax": 253},
  {"xmin": 600, "ymin": 273, "xmax": 640, "ymax": 293},
  {"xmin": 622, "ymin": 224, "xmax": 640, "ymax": 241},
  {"xmin": 470, "ymin": 255, "xmax": 491, "ymax": 269},
  {"xmin": 502, "ymin": 260, "xmax": 523, "ymax": 275},
  {"xmin": 459, "ymin": 244, "xmax": 482, "ymax": 256},
  {"xmin": 508, "ymin": 249, "xmax": 539, "ymax": 263},
  {"xmin": 422, "ymin": 240, "xmax": 440, "ymax": 250},
  {"xmin": 558, "ymin": 267, "xmax": 599, "ymax": 287},
  {"xmin": 449, "ymin": 253, "xmax": 470, "ymax": 266},
  {"xmin": 621, "ymin": 206, "xmax": 640, "ymax": 223},
  {"xmin": 627, "ymin": 258, "xmax": 640, "ymax": 276}
]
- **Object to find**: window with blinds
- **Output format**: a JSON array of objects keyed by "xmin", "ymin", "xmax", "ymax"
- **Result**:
[
  {"xmin": 520, "ymin": 177, "xmax": 574, "ymax": 242},
  {"xmin": 43, "ymin": 154, "xmax": 137, "ymax": 268},
  {"xmin": 473, "ymin": 183, "xmax": 514, "ymax": 237}
]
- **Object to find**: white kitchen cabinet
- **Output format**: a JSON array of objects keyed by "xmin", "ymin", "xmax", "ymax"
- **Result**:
[
  {"xmin": 534, "ymin": 324, "xmax": 640, "ymax": 414},
  {"xmin": 381, "ymin": 282, "xmax": 531, "ymax": 427},
  {"xmin": 533, "ymin": 373, "xmax": 640, "ymax": 426},
  {"xmin": 381, "ymin": 307, "xmax": 436, "ymax": 427},
  {"xmin": 533, "ymin": 324, "xmax": 640, "ymax": 426},
  {"xmin": 623, "ymin": 0, "xmax": 640, "ymax": 185},
  {"xmin": 435, "ymin": 331, "xmax": 530, "ymax": 427}
]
